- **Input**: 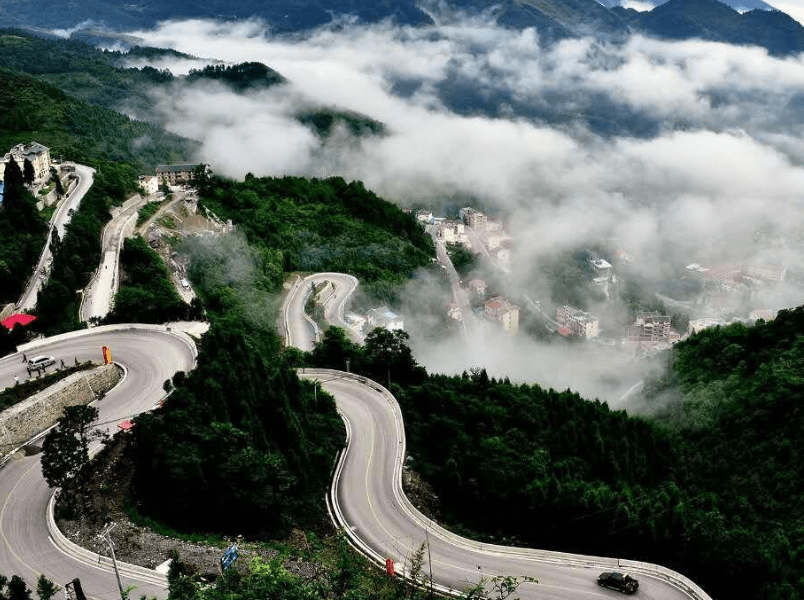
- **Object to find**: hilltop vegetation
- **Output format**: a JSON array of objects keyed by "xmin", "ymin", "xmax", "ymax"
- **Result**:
[
  {"xmin": 194, "ymin": 171, "xmax": 434, "ymax": 299},
  {"xmin": 0, "ymin": 68, "xmax": 196, "ymax": 173},
  {"xmin": 185, "ymin": 62, "xmax": 286, "ymax": 91}
]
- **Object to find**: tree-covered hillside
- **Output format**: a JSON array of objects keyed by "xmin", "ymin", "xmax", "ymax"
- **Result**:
[
  {"xmin": 306, "ymin": 307, "xmax": 804, "ymax": 600},
  {"xmin": 0, "ymin": 69, "xmax": 196, "ymax": 172},
  {"xmin": 195, "ymin": 172, "xmax": 434, "ymax": 298}
]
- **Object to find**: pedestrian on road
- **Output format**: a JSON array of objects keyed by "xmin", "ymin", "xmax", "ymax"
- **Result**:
[
  {"xmin": 14, "ymin": 375, "xmax": 19, "ymax": 385},
  {"xmin": 22, "ymin": 353, "xmax": 27, "ymax": 363},
  {"xmin": 60, "ymin": 359, "xmax": 66, "ymax": 369},
  {"xmin": 26, "ymin": 367, "xmax": 31, "ymax": 377}
]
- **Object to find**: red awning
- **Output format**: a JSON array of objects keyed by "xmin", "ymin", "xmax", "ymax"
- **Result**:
[
  {"xmin": 118, "ymin": 420, "xmax": 134, "ymax": 430},
  {"xmin": 1, "ymin": 313, "xmax": 37, "ymax": 330}
]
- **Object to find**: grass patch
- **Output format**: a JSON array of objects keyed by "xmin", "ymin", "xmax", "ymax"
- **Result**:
[
  {"xmin": 136, "ymin": 199, "xmax": 167, "ymax": 227},
  {"xmin": 40, "ymin": 204, "xmax": 57, "ymax": 222}
]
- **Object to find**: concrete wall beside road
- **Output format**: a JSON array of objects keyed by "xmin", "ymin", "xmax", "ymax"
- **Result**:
[{"xmin": 0, "ymin": 363, "xmax": 121, "ymax": 455}]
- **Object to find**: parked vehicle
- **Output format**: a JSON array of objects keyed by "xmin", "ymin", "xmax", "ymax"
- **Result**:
[
  {"xmin": 28, "ymin": 355, "xmax": 55, "ymax": 369},
  {"xmin": 597, "ymin": 572, "xmax": 639, "ymax": 594}
]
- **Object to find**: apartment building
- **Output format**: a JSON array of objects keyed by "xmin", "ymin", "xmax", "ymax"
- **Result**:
[
  {"xmin": 628, "ymin": 312, "xmax": 671, "ymax": 342},
  {"xmin": 0, "ymin": 142, "xmax": 51, "ymax": 182},
  {"xmin": 459, "ymin": 207, "xmax": 487, "ymax": 231},
  {"xmin": 485, "ymin": 296, "xmax": 519, "ymax": 334},
  {"xmin": 556, "ymin": 305, "xmax": 599, "ymax": 338}
]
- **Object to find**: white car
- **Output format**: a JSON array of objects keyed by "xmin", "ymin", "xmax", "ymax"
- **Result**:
[{"xmin": 28, "ymin": 355, "xmax": 55, "ymax": 369}]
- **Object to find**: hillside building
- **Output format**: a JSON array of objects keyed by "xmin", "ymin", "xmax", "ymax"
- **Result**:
[
  {"xmin": 628, "ymin": 312, "xmax": 672, "ymax": 342},
  {"xmin": 366, "ymin": 306, "xmax": 404, "ymax": 331},
  {"xmin": 0, "ymin": 142, "xmax": 51, "ymax": 182},
  {"xmin": 688, "ymin": 317, "xmax": 726, "ymax": 335},
  {"xmin": 556, "ymin": 305, "xmax": 599, "ymax": 338},
  {"xmin": 484, "ymin": 296, "xmax": 519, "ymax": 334},
  {"xmin": 138, "ymin": 175, "xmax": 159, "ymax": 195},
  {"xmin": 459, "ymin": 207, "xmax": 487, "ymax": 231},
  {"xmin": 156, "ymin": 163, "xmax": 201, "ymax": 186}
]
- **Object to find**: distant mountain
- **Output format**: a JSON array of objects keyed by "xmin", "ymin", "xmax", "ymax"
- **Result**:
[
  {"xmin": 614, "ymin": 0, "xmax": 804, "ymax": 55},
  {"xmin": 447, "ymin": 0, "xmax": 630, "ymax": 41},
  {"xmin": 597, "ymin": 0, "xmax": 777, "ymax": 12},
  {"xmin": 1, "ymin": 0, "xmax": 802, "ymax": 57},
  {"xmin": 0, "ymin": 0, "xmax": 432, "ymax": 34}
]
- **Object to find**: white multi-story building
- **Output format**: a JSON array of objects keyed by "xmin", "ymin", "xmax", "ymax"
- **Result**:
[
  {"xmin": 459, "ymin": 207, "xmax": 487, "ymax": 231},
  {"xmin": 628, "ymin": 312, "xmax": 671, "ymax": 342},
  {"xmin": 556, "ymin": 305, "xmax": 599, "ymax": 338},
  {"xmin": 688, "ymin": 317, "xmax": 726, "ymax": 335},
  {"xmin": 0, "ymin": 142, "xmax": 51, "ymax": 182},
  {"xmin": 438, "ymin": 221, "xmax": 469, "ymax": 245},
  {"xmin": 138, "ymin": 175, "xmax": 160, "ymax": 195}
]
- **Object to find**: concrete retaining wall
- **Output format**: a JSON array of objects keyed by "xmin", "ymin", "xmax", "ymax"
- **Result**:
[{"xmin": 0, "ymin": 364, "xmax": 121, "ymax": 455}]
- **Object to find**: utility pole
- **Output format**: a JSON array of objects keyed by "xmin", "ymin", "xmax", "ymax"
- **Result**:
[{"xmin": 98, "ymin": 523, "xmax": 126, "ymax": 600}]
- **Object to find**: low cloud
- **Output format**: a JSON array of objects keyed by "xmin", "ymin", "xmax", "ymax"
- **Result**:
[{"xmin": 124, "ymin": 17, "xmax": 804, "ymax": 402}]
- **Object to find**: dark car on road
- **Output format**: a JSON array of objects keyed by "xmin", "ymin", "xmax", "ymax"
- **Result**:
[{"xmin": 597, "ymin": 572, "xmax": 639, "ymax": 594}]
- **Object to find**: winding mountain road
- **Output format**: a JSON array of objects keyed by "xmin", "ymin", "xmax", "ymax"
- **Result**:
[
  {"xmin": 286, "ymin": 277, "xmax": 711, "ymax": 600},
  {"xmin": 18, "ymin": 165, "xmax": 95, "ymax": 312},
  {"xmin": 0, "ymin": 325, "xmax": 196, "ymax": 599},
  {"xmin": 0, "ymin": 272, "xmax": 710, "ymax": 600}
]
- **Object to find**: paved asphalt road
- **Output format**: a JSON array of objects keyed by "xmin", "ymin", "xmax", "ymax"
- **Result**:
[
  {"xmin": 289, "ymin": 277, "xmax": 707, "ymax": 600},
  {"xmin": 282, "ymin": 272, "xmax": 360, "ymax": 351},
  {"xmin": 18, "ymin": 165, "xmax": 95, "ymax": 311},
  {"xmin": 0, "ymin": 325, "xmax": 196, "ymax": 599},
  {"xmin": 79, "ymin": 194, "xmax": 157, "ymax": 322}
]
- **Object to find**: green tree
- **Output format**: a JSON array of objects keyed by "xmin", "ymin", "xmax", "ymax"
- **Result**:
[
  {"xmin": 41, "ymin": 405, "xmax": 105, "ymax": 496},
  {"xmin": 22, "ymin": 159, "xmax": 35, "ymax": 186},
  {"xmin": 7, "ymin": 575, "xmax": 32, "ymax": 600},
  {"xmin": 462, "ymin": 575, "xmax": 537, "ymax": 600},
  {"xmin": 2, "ymin": 158, "xmax": 25, "ymax": 208},
  {"xmin": 364, "ymin": 328, "xmax": 422, "ymax": 387},
  {"xmin": 50, "ymin": 167, "xmax": 65, "ymax": 198},
  {"xmin": 35, "ymin": 575, "xmax": 59, "ymax": 600}
]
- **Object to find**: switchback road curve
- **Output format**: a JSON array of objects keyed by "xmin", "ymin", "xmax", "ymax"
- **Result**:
[
  {"xmin": 0, "ymin": 325, "xmax": 196, "ymax": 599},
  {"xmin": 287, "ymin": 277, "xmax": 711, "ymax": 600}
]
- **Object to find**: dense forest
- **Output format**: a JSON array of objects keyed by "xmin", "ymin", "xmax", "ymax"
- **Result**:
[
  {"xmin": 0, "ymin": 31, "xmax": 385, "ymax": 144},
  {"xmin": 104, "ymin": 236, "xmax": 201, "ymax": 325},
  {"xmin": 0, "ymin": 68, "xmax": 196, "ymax": 173},
  {"xmin": 130, "ymin": 225, "xmax": 345, "ymax": 535},
  {"xmin": 304, "ymin": 309, "xmax": 804, "ymax": 600},
  {"xmin": 194, "ymin": 172, "xmax": 434, "ymax": 300}
]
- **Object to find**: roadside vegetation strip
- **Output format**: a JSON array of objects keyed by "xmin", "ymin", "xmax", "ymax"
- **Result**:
[{"xmin": 136, "ymin": 198, "xmax": 168, "ymax": 227}]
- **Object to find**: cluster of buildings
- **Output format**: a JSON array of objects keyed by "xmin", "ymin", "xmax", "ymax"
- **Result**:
[
  {"xmin": 139, "ymin": 164, "xmax": 202, "ymax": 195},
  {"xmin": 414, "ymin": 206, "xmax": 512, "ymax": 266}
]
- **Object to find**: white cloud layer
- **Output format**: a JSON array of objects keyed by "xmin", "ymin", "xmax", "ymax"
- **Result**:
[{"xmin": 125, "ymin": 18, "xmax": 804, "ymax": 402}]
